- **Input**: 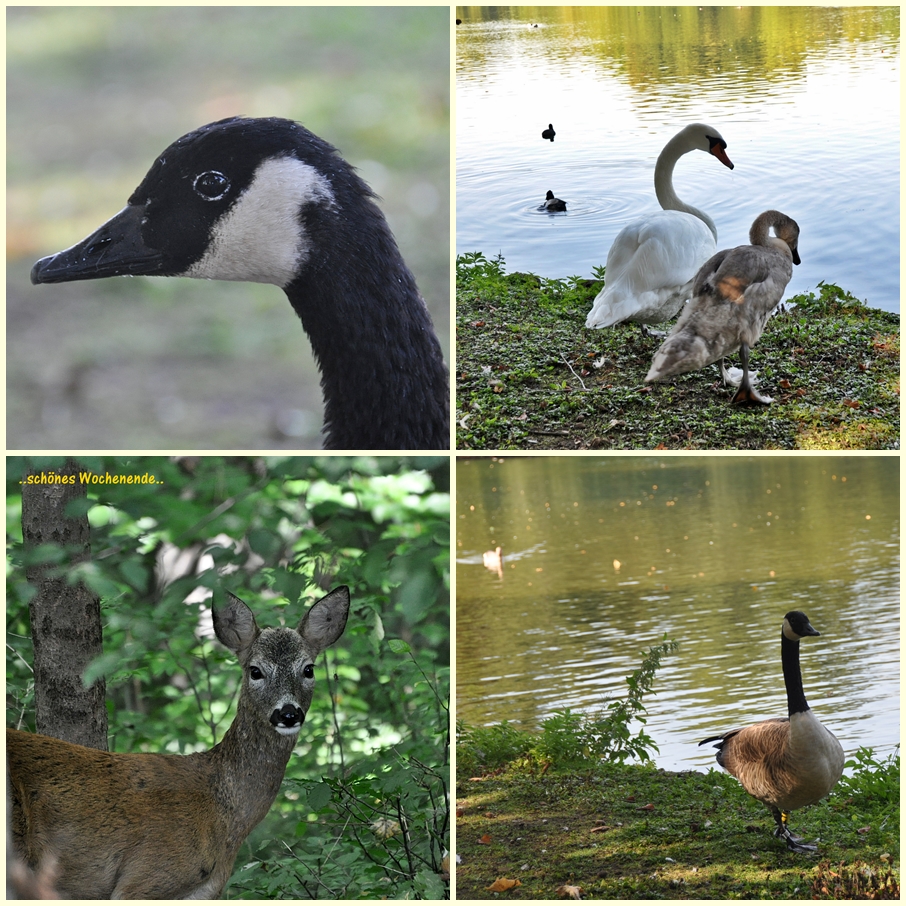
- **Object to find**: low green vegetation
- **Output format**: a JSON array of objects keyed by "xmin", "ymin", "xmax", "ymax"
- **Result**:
[
  {"xmin": 458, "ymin": 638, "xmax": 678, "ymax": 776},
  {"xmin": 456, "ymin": 642, "xmax": 899, "ymax": 900},
  {"xmin": 456, "ymin": 253, "xmax": 900, "ymax": 450}
]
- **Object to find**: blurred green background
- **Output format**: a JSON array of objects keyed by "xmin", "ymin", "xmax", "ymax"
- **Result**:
[{"xmin": 8, "ymin": 7, "xmax": 451, "ymax": 450}]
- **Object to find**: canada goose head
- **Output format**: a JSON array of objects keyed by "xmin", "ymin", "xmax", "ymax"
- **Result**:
[
  {"xmin": 30, "ymin": 116, "xmax": 449, "ymax": 450},
  {"xmin": 782, "ymin": 610, "xmax": 819, "ymax": 642}
]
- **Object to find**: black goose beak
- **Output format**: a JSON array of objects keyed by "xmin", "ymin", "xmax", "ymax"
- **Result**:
[{"xmin": 31, "ymin": 203, "xmax": 164, "ymax": 285}]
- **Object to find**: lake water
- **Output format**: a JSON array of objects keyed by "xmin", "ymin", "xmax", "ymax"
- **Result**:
[
  {"xmin": 456, "ymin": 6, "xmax": 900, "ymax": 313},
  {"xmin": 456, "ymin": 455, "xmax": 900, "ymax": 772}
]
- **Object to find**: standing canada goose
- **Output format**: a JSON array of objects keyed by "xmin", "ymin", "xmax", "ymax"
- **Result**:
[
  {"xmin": 30, "ymin": 116, "xmax": 449, "ymax": 450},
  {"xmin": 542, "ymin": 123, "xmax": 556, "ymax": 141},
  {"xmin": 585, "ymin": 123, "xmax": 734, "ymax": 330},
  {"xmin": 699, "ymin": 611, "xmax": 845, "ymax": 853},
  {"xmin": 542, "ymin": 190, "xmax": 567, "ymax": 212},
  {"xmin": 646, "ymin": 210, "xmax": 801, "ymax": 404}
]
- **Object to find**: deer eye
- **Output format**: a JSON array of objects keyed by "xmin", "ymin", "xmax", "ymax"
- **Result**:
[
  {"xmin": 303, "ymin": 665, "xmax": 315, "ymax": 679},
  {"xmin": 250, "ymin": 666, "xmax": 264, "ymax": 680}
]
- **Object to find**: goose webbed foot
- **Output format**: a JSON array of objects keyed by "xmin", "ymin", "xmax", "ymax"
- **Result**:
[
  {"xmin": 732, "ymin": 385, "xmax": 774, "ymax": 405},
  {"xmin": 776, "ymin": 826, "xmax": 818, "ymax": 853},
  {"xmin": 785, "ymin": 836, "xmax": 818, "ymax": 853},
  {"xmin": 772, "ymin": 808, "xmax": 817, "ymax": 853}
]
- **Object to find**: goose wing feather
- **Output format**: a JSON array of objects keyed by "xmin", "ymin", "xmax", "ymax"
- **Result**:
[
  {"xmin": 707, "ymin": 720, "xmax": 792, "ymax": 798},
  {"xmin": 585, "ymin": 211, "xmax": 716, "ymax": 327}
]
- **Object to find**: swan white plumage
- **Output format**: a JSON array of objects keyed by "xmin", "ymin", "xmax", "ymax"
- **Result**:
[
  {"xmin": 585, "ymin": 123, "xmax": 734, "ymax": 330},
  {"xmin": 645, "ymin": 209, "xmax": 801, "ymax": 405},
  {"xmin": 483, "ymin": 546, "xmax": 503, "ymax": 578}
]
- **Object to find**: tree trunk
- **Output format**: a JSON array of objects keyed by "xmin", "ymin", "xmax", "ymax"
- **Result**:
[{"xmin": 21, "ymin": 459, "xmax": 107, "ymax": 749}]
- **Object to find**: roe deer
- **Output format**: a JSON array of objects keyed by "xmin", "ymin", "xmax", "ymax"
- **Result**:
[{"xmin": 7, "ymin": 586, "xmax": 350, "ymax": 899}]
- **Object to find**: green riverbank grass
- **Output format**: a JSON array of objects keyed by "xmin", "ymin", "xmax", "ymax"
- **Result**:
[
  {"xmin": 456, "ymin": 743, "xmax": 900, "ymax": 900},
  {"xmin": 455, "ymin": 253, "xmax": 900, "ymax": 450}
]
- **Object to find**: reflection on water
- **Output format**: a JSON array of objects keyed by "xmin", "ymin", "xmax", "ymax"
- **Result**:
[
  {"xmin": 456, "ymin": 455, "xmax": 900, "ymax": 770},
  {"xmin": 456, "ymin": 6, "xmax": 900, "ymax": 311}
]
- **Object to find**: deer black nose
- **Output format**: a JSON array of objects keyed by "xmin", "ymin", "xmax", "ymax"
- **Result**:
[{"xmin": 271, "ymin": 704, "xmax": 304, "ymax": 729}]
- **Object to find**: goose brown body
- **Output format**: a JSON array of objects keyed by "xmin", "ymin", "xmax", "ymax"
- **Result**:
[{"xmin": 711, "ymin": 712, "xmax": 843, "ymax": 812}]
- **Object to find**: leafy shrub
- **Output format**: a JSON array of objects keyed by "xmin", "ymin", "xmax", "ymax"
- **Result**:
[
  {"xmin": 456, "ymin": 721, "xmax": 532, "ymax": 775},
  {"xmin": 458, "ymin": 637, "xmax": 678, "ymax": 774}
]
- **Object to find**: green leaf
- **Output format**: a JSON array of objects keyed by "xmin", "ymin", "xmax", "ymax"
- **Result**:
[{"xmin": 307, "ymin": 781, "xmax": 333, "ymax": 810}]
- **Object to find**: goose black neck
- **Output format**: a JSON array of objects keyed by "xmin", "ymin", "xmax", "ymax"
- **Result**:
[
  {"xmin": 781, "ymin": 631, "xmax": 810, "ymax": 716},
  {"xmin": 286, "ymin": 185, "xmax": 448, "ymax": 450}
]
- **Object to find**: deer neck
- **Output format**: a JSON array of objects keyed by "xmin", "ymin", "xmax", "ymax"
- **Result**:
[{"xmin": 205, "ymin": 700, "xmax": 298, "ymax": 841}]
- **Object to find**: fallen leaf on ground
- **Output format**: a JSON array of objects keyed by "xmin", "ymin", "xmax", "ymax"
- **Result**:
[{"xmin": 487, "ymin": 878, "xmax": 521, "ymax": 892}]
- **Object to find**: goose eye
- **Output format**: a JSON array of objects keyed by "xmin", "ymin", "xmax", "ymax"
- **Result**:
[{"xmin": 193, "ymin": 170, "xmax": 230, "ymax": 201}]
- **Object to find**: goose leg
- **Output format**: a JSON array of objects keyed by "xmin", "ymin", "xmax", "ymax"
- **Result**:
[
  {"xmin": 731, "ymin": 343, "xmax": 773, "ymax": 405},
  {"xmin": 770, "ymin": 807, "xmax": 817, "ymax": 853}
]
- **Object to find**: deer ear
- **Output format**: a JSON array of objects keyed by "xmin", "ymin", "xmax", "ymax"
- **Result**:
[
  {"xmin": 299, "ymin": 586, "xmax": 350, "ymax": 654},
  {"xmin": 214, "ymin": 592, "xmax": 261, "ymax": 656}
]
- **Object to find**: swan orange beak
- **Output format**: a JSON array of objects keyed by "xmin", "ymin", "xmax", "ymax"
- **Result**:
[{"xmin": 712, "ymin": 145, "xmax": 734, "ymax": 170}]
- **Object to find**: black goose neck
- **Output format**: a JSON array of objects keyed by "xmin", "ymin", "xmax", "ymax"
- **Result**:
[
  {"xmin": 781, "ymin": 630, "xmax": 810, "ymax": 716},
  {"xmin": 285, "ymin": 228, "xmax": 448, "ymax": 449},
  {"xmin": 281, "ymin": 159, "xmax": 449, "ymax": 449}
]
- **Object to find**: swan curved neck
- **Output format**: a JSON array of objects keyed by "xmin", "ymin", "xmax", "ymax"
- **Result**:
[
  {"xmin": 750, "ymin": 214, "xmax": 791, "ymax": 258},
  {"xmin": 781, "ymin": 632, "xmax": 810, "ymax": 716},
  {"xmin": 653, "ymin": 133, "xmax": 718, "ymax": 240},
  {"xmin": 749, "ymin": 215, "xmax": 774, "ymax": 247}
]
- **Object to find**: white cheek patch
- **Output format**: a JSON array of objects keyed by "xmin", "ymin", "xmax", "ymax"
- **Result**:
[{"xmin": 183, "ymin": 156, "xmax": 335, "ymax": 288}]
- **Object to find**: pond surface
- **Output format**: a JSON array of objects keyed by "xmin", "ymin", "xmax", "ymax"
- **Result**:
[
  {"xmin": 456, "ymin": 455, "xmax": 900, "ymax": 771},
  {"xmin": 456, "ymin": 6, "xmax": 900, "ymax": 312}
]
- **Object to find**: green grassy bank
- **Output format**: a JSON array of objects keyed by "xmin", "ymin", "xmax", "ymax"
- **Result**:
[
  {"xmin": 456, "ymin": 730, "xmax": 899, "ymax": 900},
  {"xmin": 455, "ymin": 254, "xmax": 900, "ymax": 451}
]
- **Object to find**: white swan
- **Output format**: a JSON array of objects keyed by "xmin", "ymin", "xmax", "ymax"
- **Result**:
[
  {"xmin": 645, "ymin": 210, "xmax": 801, "ymax": 405},
  {"xmin": 483, "ymin": 546, "xmax": 503, "ymax": 578},
  {"xmin": 585, "ymin": 123, "xmax": 734, "ymax": 330}
]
